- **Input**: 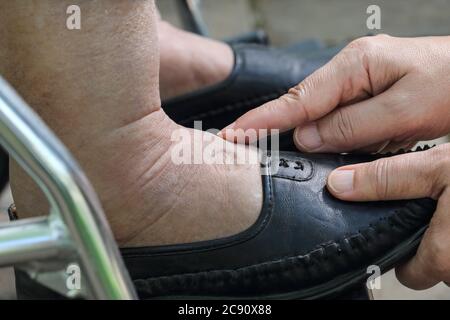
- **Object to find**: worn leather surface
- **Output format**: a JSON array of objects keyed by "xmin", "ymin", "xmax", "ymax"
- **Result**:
[{"xmin": 122, "ymin": 150, "xmax": 436, "ymax": 298}]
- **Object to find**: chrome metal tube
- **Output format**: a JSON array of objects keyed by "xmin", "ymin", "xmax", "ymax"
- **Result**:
[
  {"xmin": 0, "ymin": 218, "xmax": 68, "ymax": 267},
  {"xmin": 0, "ymin": 77, "xmax": 136, "ymax": 299}
]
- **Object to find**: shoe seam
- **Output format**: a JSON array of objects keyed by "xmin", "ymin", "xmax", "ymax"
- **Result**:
[{"xmin": 132, "ymin": 201, "xmax": 433, "ymax": 291}]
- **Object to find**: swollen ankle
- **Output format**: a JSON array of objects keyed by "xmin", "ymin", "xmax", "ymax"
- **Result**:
[{"xmin": 120, "ymin": 128, "xmax": 263, "ymax": 246}]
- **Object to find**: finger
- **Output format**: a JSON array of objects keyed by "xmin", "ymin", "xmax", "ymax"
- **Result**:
[
  {"xmin": 219, "ymin": 45, "xmax": 374, "ymax": 141},
  {"xmin": 379, "ymin": 141, "xmax": 417, "ymax": 154},
  {"xmin": 395, "ymin": 240, "xmax": 441, "ymax": 290},
  {"xmin": 350, "ymin": 141, "xmax": 391, "ymax": 154},
  {"xmin": 396, "ymin": 191, "xmax": 450, "ymax": 289},
  {"xmin": 293, "ymin": 87, "xmax": 408, "ymax": 153},
  {"xmin": 341, "ymin": 140, "xmax": 415, "ymax": 155},
  {"xmin": 327, "ymin": 145, "xmax": 448, "ymax": 201},
  {"xmin": 355, "ymin": 141, "xmax": 416, "ymax": 155}
]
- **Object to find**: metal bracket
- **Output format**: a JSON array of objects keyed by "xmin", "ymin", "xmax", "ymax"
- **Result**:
[{"xmin": 174, "ymin": 0, "xmax": 269, "ymax": 45}]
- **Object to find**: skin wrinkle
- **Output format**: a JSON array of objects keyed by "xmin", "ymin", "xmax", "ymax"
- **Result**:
[
  {"xmin": 359, "ymin": 48, "xmax": 375, "ymax": 97},
  {"xmin": 431, "ymin": 146, "xmax": 450, "ymax": 200},
  {"xmin": 286, "ymin": 84, "xmax": 312, "ymax": 124}
]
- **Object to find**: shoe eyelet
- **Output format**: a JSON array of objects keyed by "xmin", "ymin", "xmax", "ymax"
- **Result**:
[
  {"xmin": 279, "ymin": 159, "xmax": 290, "ymax": 168},
  {"xmin": 294, "ymin": 160, "xmax": 304, "ymax": 171}
]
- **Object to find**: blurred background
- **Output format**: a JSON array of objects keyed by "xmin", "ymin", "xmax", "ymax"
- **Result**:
[
  {"xmin": 1, "ymin": 0, "xmax": 449, "ymax": 300},
  {"xmin": 158, "ymin": 0, "xmax": 450, "ymax": 45}
]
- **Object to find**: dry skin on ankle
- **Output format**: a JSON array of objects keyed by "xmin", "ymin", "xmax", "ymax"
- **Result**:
[{"xmin": 0, "ymin": 0, "xmax": 262, "ymax": 246}]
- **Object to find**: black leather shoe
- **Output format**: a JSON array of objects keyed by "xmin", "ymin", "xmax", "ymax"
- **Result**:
[
  {"xmin": 124, "ymin": 150, "xmax": 435, "ymax": 299},
  {"xmin": 13, "ymin": 148, "xmax": 435, "ymax": 299},
  {"xmin": 163, "ymin": 44, "xmax": 338, "ymax": 150}
]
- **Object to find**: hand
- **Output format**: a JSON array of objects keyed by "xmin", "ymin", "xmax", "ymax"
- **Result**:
[
  {"xmin": 326, "ymin": 143, "xmax": 450, "ymax": 289},
  {"xmin": 220, "ymin": 35, "xmax": 450, "ymax": 154},
  {"xmin": 218, "ymin": 35, "xmax": 450, "ymax": 290}
]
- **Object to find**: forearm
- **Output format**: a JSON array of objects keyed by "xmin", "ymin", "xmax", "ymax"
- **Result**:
[{"xmin": 0, "ymin": 0, "xmax": 161, "ymax": 142}]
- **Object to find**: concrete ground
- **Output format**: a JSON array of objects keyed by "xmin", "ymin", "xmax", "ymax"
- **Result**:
[{"xmin": 1, "ymin": 0, "xmax": 449, "ymax": 300}]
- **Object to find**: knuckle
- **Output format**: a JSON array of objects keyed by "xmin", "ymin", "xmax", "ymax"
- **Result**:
[
  {"xmin": 287, "ymin": 82, "xmax": 307, "ymax": 98},
  {"xmin": 337, "ymin": 38, "xmax": 377, "ymax": 97},
  {"xmin": 372, "ymin": 33, "xmax": 393, "ymax": 43},
  {"xmin": 282, "ymin": 83, "xmax": 311, "ymax": 122},
  {"xmin": 348, "ymin": 34, "xmax": 390, "ymax": 51},
  {"xmin": 430, "ymin": 144, "xmax": 450, "ymax": 183},
  {"xmin": 339, "ymin": 69, "xmax": 362, "ymax": 100},
  {"xmin": 343, "ymin": 35, "xmax": 390, "ymax": 66},
  {"xmin": 347, "ymin": 37, "xmax": 374, "ymax": 53},
  {"xmin": 327, "ymin": 109, "xmax": 356, "ymax": 147},
  {"xmin": 368, "ymin": 159, "xmax": 391, "ymax": 199},
  {"xmin": 339, "ymin": 43, "xmax": 367, "ymax": 68}
]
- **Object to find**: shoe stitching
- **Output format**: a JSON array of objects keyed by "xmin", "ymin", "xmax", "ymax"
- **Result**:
[{"xmin": 134, "ymin": 200, "xmax": 434, "ymax": 297}]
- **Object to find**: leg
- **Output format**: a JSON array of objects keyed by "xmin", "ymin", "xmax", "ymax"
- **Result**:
[
  {"xmin": 158, "ymin": 19, "xmax": 234, "ymax": 100},
  {"xmin": 0, "ymin": 0, "xmax": 262, "ymax": 246}
]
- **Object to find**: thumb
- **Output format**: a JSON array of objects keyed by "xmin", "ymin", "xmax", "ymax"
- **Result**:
[
  {"xmin": 327, "ymin": 146, "xmax": 447, "ymax": 202},
  {"xmin": 396, "ymin": 190, "xmax": 450, "ymax": 289}
]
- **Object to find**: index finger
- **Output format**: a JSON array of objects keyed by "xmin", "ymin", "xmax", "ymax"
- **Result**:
[{"xmin": 218, "ymin": 45, "xmax": 373, "ymax": 140}]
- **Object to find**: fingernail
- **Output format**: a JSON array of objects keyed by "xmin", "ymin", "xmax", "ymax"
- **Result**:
[
  {"xmin": 295, "ymin": 123, "xmax": 323, "ymax": 151},
  {"xmin": 218, "ymin": 122, "xmax": 236, "ymax": 138},
  {"xmin": 328, "ymin": 170, "xmax": 355, "ymax": 194}
]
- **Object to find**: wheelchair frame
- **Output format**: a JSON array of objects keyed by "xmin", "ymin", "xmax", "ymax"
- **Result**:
[{"xmin": 0, "ymin": 77, "xmax": 136, "ymax": 300}]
